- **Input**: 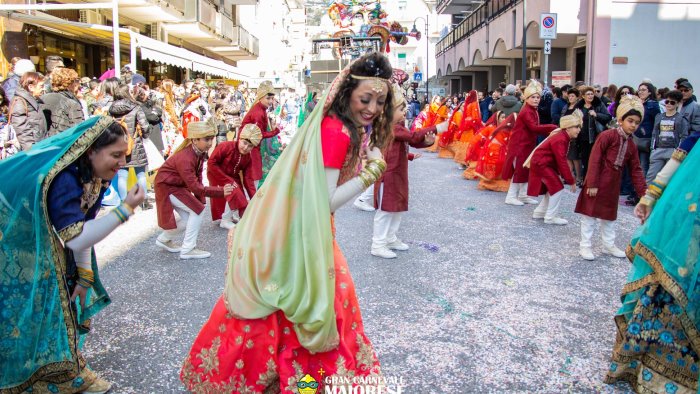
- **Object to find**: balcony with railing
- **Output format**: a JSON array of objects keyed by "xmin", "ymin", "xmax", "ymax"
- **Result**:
[
  {"xmin": 437, "ymin": 0, "xmax": 486, "ymax": 15},
  {"xmin": 436, "ymin": 0, "xmax": 519, "ymax": 56}
]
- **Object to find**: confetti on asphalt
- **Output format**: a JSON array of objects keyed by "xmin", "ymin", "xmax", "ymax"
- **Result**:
[{"xmin": 407, "ymin": 240, "xmax": 439, "ymax": 252}]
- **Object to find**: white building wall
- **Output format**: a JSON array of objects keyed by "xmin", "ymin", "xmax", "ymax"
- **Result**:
[{"xmin": 604, "ymin": 1, "xmax": 700, "ymax": 89}]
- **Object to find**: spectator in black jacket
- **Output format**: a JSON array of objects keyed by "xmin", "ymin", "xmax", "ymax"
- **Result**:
[{"xmin": 41, "ymin": 68, "xmax": 84, "ymax": 138}]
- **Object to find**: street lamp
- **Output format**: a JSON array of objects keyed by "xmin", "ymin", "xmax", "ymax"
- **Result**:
[{"xmin": 411, "ymin": 15, "xmax": 429, "ymax": 102}]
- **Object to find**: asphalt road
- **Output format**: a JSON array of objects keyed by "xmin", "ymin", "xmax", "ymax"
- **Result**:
[{"xmin": 87, "ymin": 150, "xmax": 637, "ymax": 393}]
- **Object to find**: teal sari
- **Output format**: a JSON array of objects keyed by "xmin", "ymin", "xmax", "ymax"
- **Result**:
[
  {"xmin": 259, "ymin": 106, "xmax": 284, "ymax": 186},
  {"xmin": 606, "ymin": 145, "xmax": 700, "ymax": 393},
  {"xmin": 0, "ymin": 116, "xmax": 112, "ymax": 392}
]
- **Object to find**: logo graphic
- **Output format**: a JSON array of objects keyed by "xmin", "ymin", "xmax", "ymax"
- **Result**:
[{"xmin": 297, "ymin": 374, "xmax": 319, "ymax": 394}]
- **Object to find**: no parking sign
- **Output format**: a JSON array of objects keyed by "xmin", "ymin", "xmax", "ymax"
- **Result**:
[{"xmin": 539, "ymin": 13, "xmax": 557, "ymax": 40}]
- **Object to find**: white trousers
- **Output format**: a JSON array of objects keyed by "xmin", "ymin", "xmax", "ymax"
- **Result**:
[
  {"xmin": 371, "ymin": 184, "xmax": 403, "ymax": 248},
  {"xmin": 580, "ymin": 215, "xmax": 616, "ymax": 248},
  {"xmin": 157, "ymin": 195, "xmax": 204, "ymax": 253},
  {"xmin": 534, "ymin": 191, "xmax": 563, "ymax": 219},
  {"xmin": 356, "ymin": 183, "xmax": 374, "ymax": 203},
  {"xmin": 372, "ymin": 210, "xmax": 404, "ymax": 249}
]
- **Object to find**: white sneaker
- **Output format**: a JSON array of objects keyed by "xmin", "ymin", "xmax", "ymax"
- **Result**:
[
  {"xmin": 371, "ymin": 247, "xmax": 397, "ymax": 259},
  {"xmin": 532, "ymin": 211, "xmax": 546, "ymax": 219},
  {"xmin": 82, "ymin": 376, "xmax": 112, "ymax": 394},
  {"xmin": 180, "ymin": 249, "xmax": 212, "ymax": 260},
  {"xmin": 387, "ymin": 240, "xmax": 409, "ymax": 251},
  {"xmin": 219, "ymin": 219, "xmax": 236, "ymax": 230},
  {"xmin": 156, "ymin": 239, "xmax": 181, "ymax": 253},
  {"xmin": 519, "ymin": 196, "xmax": 539, "ymax": 204},
  {"xmin": 544, "ymin": 217, "xmax": 568, "ymax": 225},
  {"xmin": 353, "ymin": 199, "xmax": 375, "ymax": 212},
  {"xmin": 580, "ymin": 247, "xmax": 595, "ymax": 261},
  {"xmin": 603, "ymin": 245, "xmax": 626, "ymax": 258},
  {"xmin": 505, "ymin": 197, "xmax": 525, "ymax": 206}
]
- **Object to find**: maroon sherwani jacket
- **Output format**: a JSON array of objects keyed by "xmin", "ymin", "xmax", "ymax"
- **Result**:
[
  {"xmin": 240, "ymin": 101, "xmax": 280, "ymax": 180},
  {"xmin": 502, "ymin": 104, "xmax": 557, "ymax": 183},
  {"xmin": 155, "ymin": 146, "xmax": 224, "ymax": 230},
  {"xmin": 373, "ymin": 124, "xmax": 436, "ymax": 212},
  {"xmin": 207, "ymin": 141, "xmax": 256, "ymax": 220},
  {"xmin": 575, "ymin": 129, "xmax": 647, "ymax": 221},
  {"xmin": 527, "ymin": 131, "xmax": 575, "ymax": 196}
]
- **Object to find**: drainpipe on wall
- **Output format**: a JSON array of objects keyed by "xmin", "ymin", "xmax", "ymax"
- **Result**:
[{"xmin": 585, "ymin": 0, "xmax": 595, "ymax": 84}]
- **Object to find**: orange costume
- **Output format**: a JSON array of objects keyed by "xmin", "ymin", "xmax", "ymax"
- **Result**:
[
  {"xmin": 423, "ymin": 100, "xmax": 449, "ymax": 153},
  {"xmin": 475, "ymin": 113, "xmax": 517, "ymax": 192},
  {"xmin": 440, "ymin": 91, "xmax": 482, "ymax": 163},
  {"xmin": 462, "ymin": 112, "xmax": 499, "ymax": 179}
]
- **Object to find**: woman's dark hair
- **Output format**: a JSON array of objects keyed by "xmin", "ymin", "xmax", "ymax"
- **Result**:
[
  {"xmin": 100, "ymin": 78, "xmax": 120, "ymax": 99},
  {"xmin": 566, "ymin": 88, "xmax": 580, "ymax": 97},
  {"xmin": 328, "ymin": 52, "xmax": 394, "ymax": 163},
  {"xmin": 638, "ymin": 82, "xmax": 657, "ymax": 102},
  {"xmin": 77, "ymin": 122, "xmax": 127, "ymax": 183},
  {"xmin": 606, "ymin": 84, "xmax": 618, "ymax": 99},
  {"xmin": 20, "ymin": 72, "xmax": 45, "ymax": 90},
  {"xmin": 621, "ymin": 109, "xmax": 643, "ymax": 122},
  {"xmin": 552, "ymin": 87, "xmax": 562, "ymax": 98},
  {"xmin": 612, "ymin": 85, "xmax": 636, "ymax": 118},
  {"xmin": 113, "ymin": 83, "xmax": 136, "ymax": 102},
  {"xmin": 657, "ymin": 87, "xmax": 670, "ymax": 100}
]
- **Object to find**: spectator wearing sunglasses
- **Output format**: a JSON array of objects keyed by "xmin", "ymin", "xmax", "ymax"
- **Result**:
[
  {"xmin": 647, "ymin": 90, "xmax": 689, "ymax": 182},
  {"xmin": 678, "ymin": 80, "xmax": 700, "ymax": 133}
]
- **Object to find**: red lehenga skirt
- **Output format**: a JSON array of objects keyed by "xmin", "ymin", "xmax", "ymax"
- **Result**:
[{"xmin": 180, "ymin": 239, "xmax": 381, "ymax": 393}]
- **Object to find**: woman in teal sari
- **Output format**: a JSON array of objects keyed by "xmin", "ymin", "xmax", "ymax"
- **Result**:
[
  {"xmin": 605, "ymin": 134, "xmax": 700, "ymax": 393},
  {"xmin": 259, "ymin": 104, "xmax": 285, "ymax": 186},
  {"xmin": 0, "ymin": 116, "xmax": 144, "ymax": 393}
]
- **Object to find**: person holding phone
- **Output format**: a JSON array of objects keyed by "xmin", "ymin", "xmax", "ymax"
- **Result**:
[{"xmin": 0, "ymin": 117, "xmax": 144, "ymax": 393}]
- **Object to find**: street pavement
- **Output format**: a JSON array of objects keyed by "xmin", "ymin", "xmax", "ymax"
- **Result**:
[{"xmin": 87, "ymin": 150, "xmax": 637, "ymax": 393}]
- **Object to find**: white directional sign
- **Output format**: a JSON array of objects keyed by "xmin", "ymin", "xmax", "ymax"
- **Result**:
[
  {"xmin": 544, "ymin": 39, "xmax": 552, "ymax": 55},
  {"xmin": 539, "ymin": 13, "xmax": 557, "ymax": 40}
]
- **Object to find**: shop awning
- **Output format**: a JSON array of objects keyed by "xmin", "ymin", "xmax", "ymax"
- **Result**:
[{"xmin": 5, "ymin": 12, "xmax": 249, "ymax": 81}]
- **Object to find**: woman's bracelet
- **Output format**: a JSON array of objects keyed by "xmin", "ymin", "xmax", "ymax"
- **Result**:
[
  {"xmin": 113, "ymin": 202, "xmax": 134, "ymax": 224},
  {"xmin": 358, "ymin": 158, "xmax": 387, "ymax": 188},
  {"xmin": 76, "ymin": 267, "xmax": 95, "ymax": 288}
]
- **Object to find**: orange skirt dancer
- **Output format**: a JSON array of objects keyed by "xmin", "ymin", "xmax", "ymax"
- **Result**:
[
  {"xmin": 444, "ymin": 91, "xmax": 482, "ymax": 163},
  {"xmin": 424, "ymin": 99, "xmax": 449, "ymax": 153},
  {"xmin": 475, "ymin": 113, "xmax": 517, "ymax": 192},
  {"xmin": 180, "ymin": 236, "xmax": 380, "ymax": 393},
  {"xmin": 462, "ymin": 111, "xmax": 501, "ymax": 179}
]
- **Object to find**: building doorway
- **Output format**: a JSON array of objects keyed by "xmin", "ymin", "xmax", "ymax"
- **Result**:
[{"xmin": 575, "ymin": 47, "xmax": 586, "ymax": 83}]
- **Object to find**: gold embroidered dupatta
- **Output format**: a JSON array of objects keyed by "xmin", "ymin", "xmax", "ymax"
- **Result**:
[{"xmin": 223, "ymin": 68, "xmax": 351, "ymax": 353}]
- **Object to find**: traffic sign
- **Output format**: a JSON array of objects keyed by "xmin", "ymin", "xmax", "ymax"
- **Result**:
[
  {"xmin": 543, "ymin": 39, "xmax": 552, "ymax": 55},
  {"xmin": 413, "ymin": 72, "xmax": 423, "ymax": 82},
  {"xmin": 539, "ymin": 13, "xmax": 557, "ymax": 40}
]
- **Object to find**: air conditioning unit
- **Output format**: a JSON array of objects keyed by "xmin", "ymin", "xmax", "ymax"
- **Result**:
[
  {"xmin": 125, "ymin": 25, "xmax": 141, "ymax": 34},
  {"xmin": 79, "ymin": 10, "xmax": 104, "ymax": 25},
  {"xmin": 149, "ymin": 22, "xmax": 165, "ymax": 41}
]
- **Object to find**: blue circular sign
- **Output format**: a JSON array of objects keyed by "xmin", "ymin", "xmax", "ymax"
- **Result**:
[{"xmin": 543, "ymin": 16, "xmax": 555, "ymax": 28}]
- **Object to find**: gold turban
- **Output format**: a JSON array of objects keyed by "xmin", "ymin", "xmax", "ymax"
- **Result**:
[
  {"xmin": 239, "ymin": 123, "xmax": 263, "ymax": 146},
  {"xmin": 255, "ymin": 80, "xmax": 275, "ymax": 104},
  {"xmin": 173, "ymin": 119, "xmax": 217, "ymax": 154},
  {"xmin": 616, "ymin": 94, "xmax": 645, "ymax": 122},
  {"xmin": 560, "ymin": 109, "xmax": 583, "ymax": 130},
  {"xmin": 391, "ymin": 83, "xmax": 406, "ymax": 109},
  {"xmin": 523, "ymin": 79, "xmax": 543, "ymax": 100}
]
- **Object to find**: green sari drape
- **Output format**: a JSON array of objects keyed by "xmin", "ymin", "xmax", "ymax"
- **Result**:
[
  {"xmin": 0, "ymin": 116, "xmax": 112, "ymax": 392},
  {"xmin": 607, "ymin": 144, "xmax": 700, "ymax": 392},
  {"xmin": 224, "ymin": 72, "xmax": 351, "ymax": 353}
]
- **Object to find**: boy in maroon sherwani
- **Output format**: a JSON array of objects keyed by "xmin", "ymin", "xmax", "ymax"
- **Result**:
[
  {"xmin": 526, "ymin": 110, "xmax": 582, "ymax": 225},
  {"xmin": 575, "ymin": 96, "xmax": 647, "ymax": 261},
  {"xmin": 207, "ymin": 124, "xmax": 262, "ymax": 230},
  {"xmin": 155, "ymin": 120, "xmax": 233, "ymax": 259},
  {"xmin": 239, "ymin": 80, "xmax": 280, "ymax": 182},
  {"xmin": 371, "ymin": 84, "xmax": 444, "ymax": 259}
]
